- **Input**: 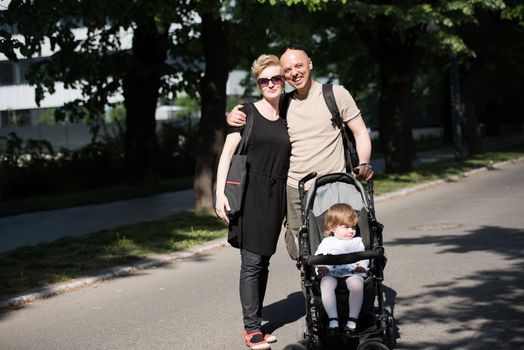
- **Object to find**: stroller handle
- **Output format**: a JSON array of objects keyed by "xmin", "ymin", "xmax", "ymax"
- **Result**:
[
  {"xmin": 299, "ymin": 172, "xmax": 317, "ymax": 222},
  {"xmin": 299, "ymin": 172, "xmax": 317, "ymax": 193},
  {"xmin": 306, "ymin": 249, "xmax": 383, "ymax": 266}
]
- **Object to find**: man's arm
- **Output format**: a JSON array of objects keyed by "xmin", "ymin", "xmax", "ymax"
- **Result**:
[
  {"xmin": 226, "ymin": 104, "xmax": 247, "ymax": 127},
  {"xmin": 346, "ymin": 115, "xmax": 374, "ymax": 181}
]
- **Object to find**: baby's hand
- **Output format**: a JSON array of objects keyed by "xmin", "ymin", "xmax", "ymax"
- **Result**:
[
  {"xmin": 317, "ymin": 266, "xmax": 329, "ymax": 277},
  {"xmin": 354, "ymin": 265, "xmax": 367, "ymax": 273}
]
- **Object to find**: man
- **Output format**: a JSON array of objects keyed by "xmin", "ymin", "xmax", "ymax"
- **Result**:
[{"xmin": 227, "ymin": 46, "xmax": 374, "ymax": 260}]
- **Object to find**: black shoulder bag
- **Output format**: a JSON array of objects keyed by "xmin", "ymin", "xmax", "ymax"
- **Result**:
[{"xmin": 224, "ymin": 103, "xmax": 254, "ymax": 218}]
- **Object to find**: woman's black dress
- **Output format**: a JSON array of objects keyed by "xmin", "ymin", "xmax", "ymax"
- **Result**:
[{"xmin": 228, "ymin": 103, "xmax": 290, "ymax": 256}]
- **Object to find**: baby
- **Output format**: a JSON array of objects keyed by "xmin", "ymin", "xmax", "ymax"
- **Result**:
[{"xmin": 314, "ymin": 203, "xmax": 369, "ymax": 335}]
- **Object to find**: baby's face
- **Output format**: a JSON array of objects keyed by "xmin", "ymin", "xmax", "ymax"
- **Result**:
[{"xmin": 333, "ymin": 225, "xmax": 356, "ymax": 240}]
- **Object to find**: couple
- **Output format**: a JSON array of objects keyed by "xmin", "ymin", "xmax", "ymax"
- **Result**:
[{"xmin": 215, "ymin": 46, "xmax": 374, "ymax": 350}]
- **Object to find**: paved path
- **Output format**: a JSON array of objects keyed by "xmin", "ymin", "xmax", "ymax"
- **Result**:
[
  {"xmin": 0, "ymin": 135, "xmax": 522, "ymax": 253},
  {"xmin": 0, "ymin": 190, "xmax": 193, "ymax": 253}
]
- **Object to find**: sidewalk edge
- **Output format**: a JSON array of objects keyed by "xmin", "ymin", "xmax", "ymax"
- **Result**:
[{"xmin": 1, "ymin": 156, "xmax": 523, "ymax": 310}]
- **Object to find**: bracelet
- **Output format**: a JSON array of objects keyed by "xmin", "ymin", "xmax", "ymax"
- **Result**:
[{"xmin": 359, "ymin": 163, "xmax": 372, "ymax": 169}]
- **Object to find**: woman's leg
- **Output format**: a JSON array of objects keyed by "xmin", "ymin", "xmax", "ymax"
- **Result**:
[
  {"xmin": 239, "ymin": 249, "xmax": 271, "ymax": 332},
  {"xmin": 320, "ymin": 276, "xmax": 338, "ymax": 326},
  {"xmin": 346, "ymin": 275, "xmax": 365, "ymax": 328}
]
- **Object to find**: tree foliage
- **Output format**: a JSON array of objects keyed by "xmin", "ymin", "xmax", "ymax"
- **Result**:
[
  {"xmin": 262, "ymin": 0, "xmax": 518, "ymax": 172},
  {"xmin": 0, "ymin": 0, "xmax": 200, "ymax": 181}
]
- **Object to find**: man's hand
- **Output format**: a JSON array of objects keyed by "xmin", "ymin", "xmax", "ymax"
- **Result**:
[
  {"xmin": 354, "ymin": 163, "xmax": 374, "ymax": 181},
  {"xmin": 226, "ymin": 105, "xmax": 246, "ymax": 127}
]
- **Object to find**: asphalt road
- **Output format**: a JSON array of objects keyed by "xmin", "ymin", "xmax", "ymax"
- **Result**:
[{"xmin": 1, "ymin": 159, "xmax": 523, "ymax": 350}]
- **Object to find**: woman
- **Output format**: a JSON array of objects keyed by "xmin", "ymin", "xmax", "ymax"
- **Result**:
[{"xmin": 215, "ymin": 54, "xmax": 290, "ymax": 350}]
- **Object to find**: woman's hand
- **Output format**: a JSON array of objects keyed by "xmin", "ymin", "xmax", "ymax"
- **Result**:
[{"xmin": 215, "ymin": 193, "xmax": 231, "ymax": 224}]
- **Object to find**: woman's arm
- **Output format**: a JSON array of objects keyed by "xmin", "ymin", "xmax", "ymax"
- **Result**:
[{"xmin": 215, "ymin": 132, "xmax": 242, "ymax": 223}]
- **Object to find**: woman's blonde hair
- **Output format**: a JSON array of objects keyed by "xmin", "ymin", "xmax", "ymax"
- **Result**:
[
  {"xmin": 324, "ymin": 203, "xmax": 358, "ymax": 236},
  {"xmin": 251, "ymin": 54, "xmax": 280, "ymax": 77}
]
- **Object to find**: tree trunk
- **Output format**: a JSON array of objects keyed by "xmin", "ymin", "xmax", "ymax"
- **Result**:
[
  {"xmin": 194, "ymin": 11, "xmax": 229, "ymax": 213},
  {"xmin": 351, "ymin": 16, "xmax": 420, "ymax": 173},
  {"xmin": 378, "ymin": 64, "xmax": 417, "ymax": 173},
  {"xmin": 461, "ymin": 63, "xmax": 484, "ymax": 156},
  {"xmin": 122, "ymin": 16, "xmax": 167, "ymax": 183},
  {"xmin": 376, "ymin": 33, "xmax": 419, "ymax": 173}
]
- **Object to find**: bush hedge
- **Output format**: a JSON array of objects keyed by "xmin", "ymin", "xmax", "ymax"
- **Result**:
[{"xmin": 0, "ymin": 120, "xmax": 196, "ymax": 200}]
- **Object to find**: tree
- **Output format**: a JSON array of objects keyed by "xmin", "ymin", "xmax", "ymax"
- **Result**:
[
  {"xmin": 266, "ymin": 0, "xmax": 508, "ymax": 172},
  {"xmin": 459, "ymin": 6, "xmax": 524, "ymax": 154},
  {"xmin": 193, "ymin": 2, "xmax": 230, "ymax": 213},
  {"xmin": 0, "ymin": 0, "xmax": 197, "ymax": 183}
]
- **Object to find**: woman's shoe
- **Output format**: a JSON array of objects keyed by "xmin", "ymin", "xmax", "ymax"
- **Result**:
[
  {"xmin": 243, "ymin": 329, "xmax": 276, "ymax": 344},
  {"xmin": 244, "ymin": 330, "xmax": 270, "ymax": 350},
  {"xmin": 264, "ymin": 333, "xmax": 277, "ymax": 343},
  {"xmin": 326, "ymin": 318, "xmax": 339, "ymax": 336},
  {"xmin": 343, "ymin": 317, "xmax": 358, "ymax": 336}
]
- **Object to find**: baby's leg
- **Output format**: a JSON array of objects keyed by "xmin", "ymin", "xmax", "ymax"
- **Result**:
[
  {"xmin": 346, "ymin": 275, "xmax": 365, "ymax": 329},
  {"xmin": 320, "ymin": 275, "xmax": 338, "ymax": 327}
]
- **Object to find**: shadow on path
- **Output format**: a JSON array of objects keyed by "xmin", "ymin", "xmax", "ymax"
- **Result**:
[
  {"xmin": 262, "ymin": 291, "xmax": 306, "ymax": 335},
  {"xmin": 389, "ymin": 225, "xmax": 524, "ymax": 349}
]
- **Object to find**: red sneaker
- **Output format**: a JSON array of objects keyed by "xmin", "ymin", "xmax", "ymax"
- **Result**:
[
  {"xmin": 244, "ymin": 331, "xmax": 270, "ymax": 350},
  {"xmin": 264, "ymin": 333, "xmax": 277, "ymax": 343},
  {"xmin": 242, "ymin": 329, "xmax": 276, "ymax": 343}
]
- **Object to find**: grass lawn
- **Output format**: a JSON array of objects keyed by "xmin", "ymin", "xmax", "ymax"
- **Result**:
[{"xmin": 0, "ymin": 144, "xmax": 523, "ymax": 297}]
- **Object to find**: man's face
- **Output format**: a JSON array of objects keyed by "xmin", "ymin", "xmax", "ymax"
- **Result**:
[{"xmin": 280, "ymin": 49, "xmax": 313, "ymax": 94}]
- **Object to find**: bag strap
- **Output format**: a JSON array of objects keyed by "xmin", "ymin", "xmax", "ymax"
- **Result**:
[
  {"xmin": 322, "ymin": 84, "xmax": 356, "ymax": 172},
  {"xmin": 236, "ymin": 103, "xmax": 254, "ymax": 155},
  {"xmin": 279, "ymin": 91, "xmax": 293, "ymax": 119}
]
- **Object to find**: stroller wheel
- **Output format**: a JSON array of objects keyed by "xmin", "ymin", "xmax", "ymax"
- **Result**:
[
  {"xmin": 282, "ymin": 339, "xmax": 312, "ymax": 350},
  {"xmin": 356, "ymin": 339, "xmax": 389, "ymax": 350},
  {"xmin": 282, "ymin": 341, "xmax": 308, "ymax": 350}
]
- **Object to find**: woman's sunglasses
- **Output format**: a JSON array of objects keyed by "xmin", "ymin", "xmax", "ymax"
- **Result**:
[{"xmin": 257, "ymin": 75, "xmax": 285, "ymax": 88}]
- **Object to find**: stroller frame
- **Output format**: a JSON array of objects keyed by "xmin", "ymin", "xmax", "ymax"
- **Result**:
[{"xmin": 291, "ymin": 171, "xmax": 396, "ymax": 350}]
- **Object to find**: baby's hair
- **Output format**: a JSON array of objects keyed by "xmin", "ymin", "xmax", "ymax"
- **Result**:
[
  {"xmin": 324, "ymin": 203, "xmax": 358, "ymax": 236},
  {"xmin": 251, "ymin": 54, "xmax": 280, "ymax": 78}
]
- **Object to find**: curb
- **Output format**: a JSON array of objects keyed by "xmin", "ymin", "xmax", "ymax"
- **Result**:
[{"xmin": 1, "ymin": 156, "xmax": 523, "ymax": 310}]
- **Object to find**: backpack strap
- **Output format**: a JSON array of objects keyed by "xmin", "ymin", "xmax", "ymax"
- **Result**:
[
  {"xmin": 236, "ymin": 103, "xmax": 254, "ymax": 155},
  {"xmin": 322, "ymin": 84, "xmax": 358, "ymax": 172},
  {"xmin": 279, "ymin": 91, "xmax": 293, "ymax": 119}
]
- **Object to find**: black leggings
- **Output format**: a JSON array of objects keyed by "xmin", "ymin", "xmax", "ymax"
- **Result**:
[{"xmin": 239, "ymin": 249, "xmax": 271, "ymax": 332}]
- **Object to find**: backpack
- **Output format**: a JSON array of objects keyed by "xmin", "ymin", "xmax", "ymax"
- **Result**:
[{"xmin": 280, "ymin": 84, "xmax": 359, "ymax": 172}]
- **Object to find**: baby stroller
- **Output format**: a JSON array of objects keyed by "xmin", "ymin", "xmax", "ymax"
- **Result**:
[{"xmin": 284, "ymin": 171, "xmax": 396, "ymax": 350}]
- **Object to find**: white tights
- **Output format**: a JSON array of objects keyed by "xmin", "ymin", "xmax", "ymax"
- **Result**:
[{"xmin": 320, "ymin": 275, "xmax": 364, "ymax": 325}]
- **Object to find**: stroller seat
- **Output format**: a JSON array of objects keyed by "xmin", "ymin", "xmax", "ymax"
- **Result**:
[{"xmin": 289, "ymin": 172, "xmax": 395, "ymax": 350}]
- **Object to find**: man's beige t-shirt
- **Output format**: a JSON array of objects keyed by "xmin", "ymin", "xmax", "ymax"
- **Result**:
[{"xmin": 286, "ymin": 81, "xmax": 361, "ymax": 189}]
